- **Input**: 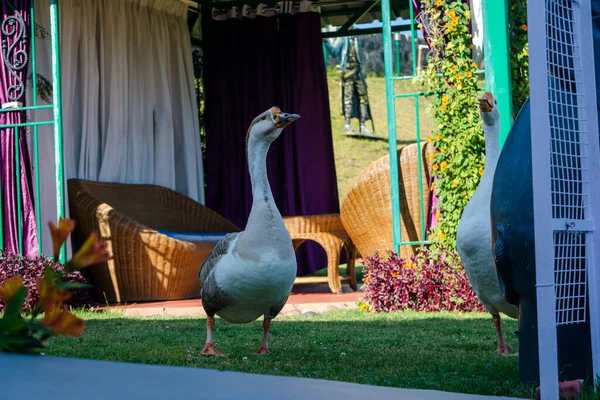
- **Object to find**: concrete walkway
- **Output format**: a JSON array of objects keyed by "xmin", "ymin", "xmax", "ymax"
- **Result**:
[{"xmin": 0, "ymin": 354, "xmax": 527, "ymax": 400}]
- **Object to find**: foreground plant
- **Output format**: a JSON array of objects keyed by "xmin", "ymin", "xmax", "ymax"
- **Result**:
[{"xmin": 0, "ymin": 219, "xmax": 110, "ymax": 353}]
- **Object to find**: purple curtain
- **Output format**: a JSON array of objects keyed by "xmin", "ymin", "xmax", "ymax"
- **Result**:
[
  {"xmin": 0, "ymin": 0, "xmax": 38, "ymax": 257},
  {"xmin": 202, "ymin": 11, "xmax": 340, "ymax": 276}
]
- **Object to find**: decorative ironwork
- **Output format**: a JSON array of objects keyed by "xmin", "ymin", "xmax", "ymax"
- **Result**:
[{"xmin": 1, "ymin": 9, "xmax": 28, "ymax": 102}]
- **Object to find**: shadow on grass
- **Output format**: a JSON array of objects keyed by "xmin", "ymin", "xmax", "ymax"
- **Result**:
[{"xmin": 45, "ymin": 311, "xmax": 534, "ymax": 399}]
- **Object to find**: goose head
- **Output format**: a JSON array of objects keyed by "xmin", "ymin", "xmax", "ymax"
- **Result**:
[
  {"xmin": 479, "ymin": 92, "xmax": 499, "ymax": 127},
  {"xmin": 247, "ymin": 107, "xmax": 300, "ymax": 145}
]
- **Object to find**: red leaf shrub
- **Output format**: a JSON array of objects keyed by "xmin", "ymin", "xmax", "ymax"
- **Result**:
[
  {"xmin": 362, "ymin": 245, "xmax": 486, "ymax": 313},
  {"xmin": 0, "ymin": 250, "xmax": 90, "ymax": 313}
]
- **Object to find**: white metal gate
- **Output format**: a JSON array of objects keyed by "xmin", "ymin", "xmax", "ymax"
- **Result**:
[{"xmin": 528, "ymin": 0, "xmax": 600, "ymax": 397}]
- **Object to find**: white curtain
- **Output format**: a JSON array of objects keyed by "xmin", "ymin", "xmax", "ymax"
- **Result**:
[{"xmin": 27, "ymin": 0, "xmax": 205, "ymax": 256}]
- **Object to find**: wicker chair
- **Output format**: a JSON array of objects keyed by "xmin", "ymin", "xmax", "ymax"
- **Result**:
[
  {"xmin": 67, "ymin": 179, "xmax": 240, "ymax": 303},
  {"xmin": 340, "ymin": 142, "xmax": 434, "ymax": 260}
]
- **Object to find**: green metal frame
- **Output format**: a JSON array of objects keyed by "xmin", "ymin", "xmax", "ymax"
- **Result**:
[
  {"xmin": 380, "ymin": 0, "xmax": 511, "ymax": 251},
  {"xmin": 0, "ymin": 0, "xmax": 66, "ymax": 262}
]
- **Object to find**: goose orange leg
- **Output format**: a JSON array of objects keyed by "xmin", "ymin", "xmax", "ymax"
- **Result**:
[
  {"xmin": 201, "ymin": 315, "xmax": 227, "ymax": 357},
  {"xmin": 493, "ymin": 314, "xmax": 516, "ymax": 356},
  {"xmin": 256, "ymin": 319, "xmax": 271, "ymax": 355}
]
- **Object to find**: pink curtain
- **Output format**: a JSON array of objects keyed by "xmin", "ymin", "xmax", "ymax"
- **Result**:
[{"xmin": 0, "ymin": 0, "xmax": 38, "ymax": 256}]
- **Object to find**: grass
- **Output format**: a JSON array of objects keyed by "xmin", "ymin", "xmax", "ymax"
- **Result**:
[
  {"xmin": 327, "ymin": 70, "xmax": 436, "ymax": 201},
  {"xmin": 45, "ymin": 309, "xmax": 534, "ymax": 399}
]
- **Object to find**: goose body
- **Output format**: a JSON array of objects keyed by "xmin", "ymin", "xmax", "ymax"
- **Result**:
[
  {"xmin": 456, "ymin": 92, "xmax": 518, "ymax": 355},
  {"xmin": 198, "ymin": 107, "xmax": 299, "ymax": 356}
]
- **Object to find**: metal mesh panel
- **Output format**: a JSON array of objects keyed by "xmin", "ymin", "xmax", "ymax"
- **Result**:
[
  {"xmin": 553, "ymin": 231, "xmax": 588, "ymax": 325},
  {"xmin": 546, "ymin": 0, "xmax": 589, "ymax": 220}
]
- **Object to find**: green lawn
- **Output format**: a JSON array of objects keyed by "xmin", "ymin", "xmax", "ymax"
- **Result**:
[{"xmin": 45, "ymin": 310, "xmax": 534, "ymax": 399}]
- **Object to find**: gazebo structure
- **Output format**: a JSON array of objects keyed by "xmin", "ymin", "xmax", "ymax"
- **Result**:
[{"xmin": 0, "ymin": 0, "xmax": 511, "ymax": 284}]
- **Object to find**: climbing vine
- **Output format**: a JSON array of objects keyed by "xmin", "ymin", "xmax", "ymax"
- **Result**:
[
  {"xmin": 508, "ymin": 0, "xmax": 529, "ymax": 117},
  {"xmin": 416, "ymin": 0, "xmax": 485, "ymax": 249}
]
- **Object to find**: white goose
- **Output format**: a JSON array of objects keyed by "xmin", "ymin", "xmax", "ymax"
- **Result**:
[
  {"xmin": 456, "ymin": 92, "xmax": 518, "ymax": 355},
  {"xmin": 199, "ymin": 107, "xmax": 300, "ymax": 357}
]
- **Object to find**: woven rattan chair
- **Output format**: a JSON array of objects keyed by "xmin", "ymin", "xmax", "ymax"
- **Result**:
[
  {"xmin": 67, "ymin": 179, "xmax": 240, "ymax": 303},
  {"xmin": 283, "ymin": 214, "xmax": 357, "ymax": 294},
  {"xmin": 340, "ymin": 142, "xmax": 434, "ymax": 260}
]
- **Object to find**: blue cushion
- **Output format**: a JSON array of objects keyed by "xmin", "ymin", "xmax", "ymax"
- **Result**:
[{"xmin": 156, "ymin": 230, "xmax": 231, "ymax": 243}]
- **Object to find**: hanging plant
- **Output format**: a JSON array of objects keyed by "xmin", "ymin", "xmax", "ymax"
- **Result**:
[{"xmin": 415, "ymin": 0, "xmax": 484, "ymax": 249}]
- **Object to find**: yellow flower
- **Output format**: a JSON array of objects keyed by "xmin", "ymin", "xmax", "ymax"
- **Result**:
[
  {"xmin": 363, "ymin": 275, "xmax": 370, "ymax": 284},
  {"xmin": 430, "ymin": 183, "xmax": 435, "ymax": 192},
  {"xmin": 358, "ymin": 303, "xmax": 369, "ymax": 312},
  {"xmin": 450, "ymin": 66, "xmax": 457, "ymax": 72},
  {"xmin": 440, "ymin": 105, "xmax": 447, "ymax": 112},
  {"xmin": 392, "ymin": 271, "xmax": 400, "ymax": 278},
  {"xmin": 436, "ymin": 134, "xmax": 441, "ymax": 141},
  {"xmin": 522, "ymin": 24, "xmax": 528, "ymax": 31},
  {"xmin": 70, "ymin": 232, "xmax": 111, "ymax": 270},
  {"xmin": 441, "ymin": 161, "xmax": 448, "ymax": 170},
  {"xmin": 455, "ymin": 74, "xmax": 462, "ymax": 80},
  {"xmin": 440, "ymin": 147, "xmax": 445, "ymax": 152},
  {"xmin": 452, "ymin": 180, "xmax": 458, "ymax": 188},
  {"xmin": 452, "ymin": 17, "xmax": 459, "ymax": 26},
  {"xmin": 428, "ymin": 136, "xmax": 433, "ymax": 142},
  {"xmin": 472, "ymin": 61, "xmax": 478, "ymax": 69},
  {"xmin": 446, "ymin": 25, "xmax": 453, "ymax": 33},
  {"xmin": 48, "ymin": 218, "xmax": 76, "ymax": 259},
  {"xmin": 439, "ymin": 232, "xmax": 446, "ymax": 240},
  {"xmin": 470, "ymin": 44, "xmax": 474, "ymax": 50},
  {"xmin": 525, "ymin": 49, "xmax": 529, "ymax": 57},
  {"xmin": 441, "ymin": 95, "xmax": 449, "ymax": 104},
  {"xmin": 37, "ymin": 274, "xmax": 71, "ymax": 312},
  {"xmin": 0, "ymin": 275, "xmax": 25, "ymax": 303},
  {"xmin": 436, "ymin": 0, "xmax": 442, "ymax": 6},
  {"xmin": 435, "ymin": 211, "xmax": 441, "ymax": 220},
  {"xmin": 479, "ymin": 168, "xmax": 484, "ymax": 175},
  {"xmin": 433, "ymin": 164, "xmax": 439, "ymax": 171},
  {"xmin": 448, "ymin": 11, "xmax": 456, "ymax": 19},
  {"xmin": 465, "ymin": 71, "xmax": 473, "ymax": 78},
  {"xmin": 41, "ymin": 305, "xmax": 86, "ymax": 337},
  {"xmin": 428, "ymin": 153, "xmax": 434, "ymax": 161}
]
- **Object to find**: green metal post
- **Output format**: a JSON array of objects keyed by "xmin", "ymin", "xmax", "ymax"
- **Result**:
[
  {"xmin": 409, "ymin": 5, "xmax": 417, "ymax": 76},
  {"xmin": 15, "ymin": 127, "xmax": 22, "ymax": 255},
  {"xmin": 381, "ymin": 0, "xmax": 401, "ymax": 252},
  {"xmin": 394, "ymin": 35, "xmax": 401, "ymax": 77},
  {"xmin": 322, "ymin": 41, "xmax": 328, "ymax": 69},
  {"xmin": 50, "ymin": 0, "xmax": 66, "ymax": 263},
  {"xmin": 31, "ymin": 0, "xmax": 42, "ymax": 255},
  {"xmin": 482, "ymin": 0, "xmax": 513, "ymax": 148}
]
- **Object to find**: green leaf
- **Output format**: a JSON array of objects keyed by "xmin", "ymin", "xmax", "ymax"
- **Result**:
[{"xmin": 3, "ymin": 287, "xmax": 28, "ymax": 318}]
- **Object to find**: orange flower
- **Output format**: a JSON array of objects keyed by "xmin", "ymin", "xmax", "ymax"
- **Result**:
[
  {"xmin": 48, "ymin": 218, "xmax": 76, "ymax": 259},
  {"xmin": 37, "ymin": 274, "xmax": 71, "ymax": 312},
  {"xmin": 465, "ymin": 71, "xmax": 473, "ymax": 78},
  {"xmin": 0, "ymin": 275, "xmax": 25, "ymax": 302},
  {"xmin": 70, "ymin": 233, "xmax": 111, "ymax": 270},
  {"xmin": 363, "ymin": 276, "xmax": 370, "ymax": 284},
  {"xmin": 441, "ymin": 161, "xmax": 448, "ymax": 170},
  {"xmin": 392, "ymin": 271, "xmax": 400, "ymax": 278},
  {"xmin": 41, "ymin": 305, "xmax": 85, "ymax": 336},
  {"xmin": 521, "ymin": 24, "xmax": 527, "ymax": 31},
  {"xmin": 479, "ymin": 168, "xmax": 484, "ymax": 175}
]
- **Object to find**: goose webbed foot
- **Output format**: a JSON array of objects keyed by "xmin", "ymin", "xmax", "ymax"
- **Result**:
[
  {"xmin": 255, "ymin": 318, "xmax": 271, "ymax": 355},
  {"xmin": 201, "ymin": 315, "xmax": 227, "ymax": 357}
]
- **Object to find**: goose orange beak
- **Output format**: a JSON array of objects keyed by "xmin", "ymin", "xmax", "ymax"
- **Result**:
[
  {"xmin": 478, "ymin": 92, "xmax": 494, "ymax": 113},
  {"xmin": 271, "ymin": 107, "xmax": 300, "ymax": 128}
]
